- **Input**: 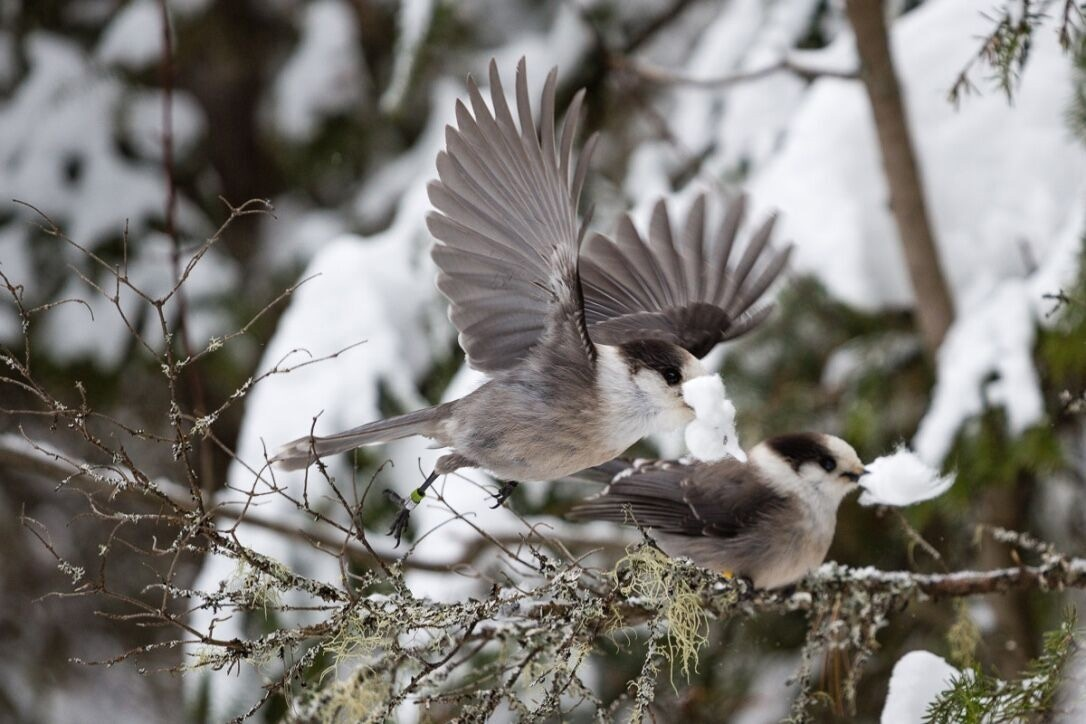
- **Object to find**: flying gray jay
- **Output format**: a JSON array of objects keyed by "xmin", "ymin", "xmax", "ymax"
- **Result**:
[
  {"xmin": 568, "ymin": 433, "xmax": 868, "ymax": 589},
  {"xmin": 271, "ymin": 59, "xmax": 791, "ymax": 546}
]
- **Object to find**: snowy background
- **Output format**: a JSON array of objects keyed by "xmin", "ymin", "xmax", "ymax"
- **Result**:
[{"xmin": 1, "ymin": 0, "xmax": 1085, "ymax": 721}]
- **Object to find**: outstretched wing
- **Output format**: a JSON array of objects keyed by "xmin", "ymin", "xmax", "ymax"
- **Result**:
[
  {"xmin": 428, "ymin": 58, "xmax": 597, "ymax": 374},
  {"xmin": 580, "ymin": 194, "xmax": 792, "ymax": 358},
  {"xmin": 568, "ymin": 458, "xmax": 790, "ymax": 540}
]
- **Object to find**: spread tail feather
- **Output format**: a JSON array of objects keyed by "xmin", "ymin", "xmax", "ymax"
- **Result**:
[{"xmin": 270, "ymin": 403, "xmax": 453, "ymax": 471}]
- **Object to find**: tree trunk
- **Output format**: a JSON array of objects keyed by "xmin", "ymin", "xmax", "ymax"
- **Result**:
[{"xmin": 845, "ymin": 0, "xmax": 955, "ymax": 354}]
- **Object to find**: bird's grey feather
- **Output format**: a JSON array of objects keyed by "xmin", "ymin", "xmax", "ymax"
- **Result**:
[
  {"xmin": 568, "ymin": 456, "xmax": 835, "ymax": 588},
  {"xmin": 580, "ymin": 193, "xmax": 793, "ymax": 358},
  {"xmin": 270, "ymin": 403, "xmax": 455, "ymax": 471},
  {"xmin": 569, "ymin": 458, "xmax": 791, "ymax": 539},
  {"xmin": 428, "ymin": 58, "xmax": 595, "ymax": 373}
]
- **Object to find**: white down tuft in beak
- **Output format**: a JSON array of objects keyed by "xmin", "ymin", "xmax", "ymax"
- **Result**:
[{"xmin": 681, "ymin": 374, "xmax": 745, "ymax": 463}]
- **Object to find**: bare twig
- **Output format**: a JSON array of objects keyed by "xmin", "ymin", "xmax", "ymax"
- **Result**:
[{"xmin": 611, "ymin": 54, "xmax": 859, "ymax": 89}]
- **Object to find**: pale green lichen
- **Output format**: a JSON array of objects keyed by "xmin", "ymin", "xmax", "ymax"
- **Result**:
[
  {"xmin": 613, "ymin": 545, "xmax": 713, "ymax": 682},
  {"xmin": 947, "ymin": 600, "xmax": 981, "ymax": 667},
  {"xmin": 227, "ymin": 560, "xmax": 283, "ymax": 618},
  {"xmin": 298, "ymin": 666, "xmax": 388, "ymax": 724},
  {"xmin": 320, "ymin": 607, "xmax": 392, "ymax": 679}
]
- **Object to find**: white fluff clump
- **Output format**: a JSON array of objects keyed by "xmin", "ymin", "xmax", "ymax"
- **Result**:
[
  {"xmin": 881, "ymin": 651, "xmax": 960, "ymax": 724},
  {"xmin": 681, "ymin": 374, "xmax": 746, "ymax": 463},
  {"xmin": 858, "ymin": 446, "xmax": 955, "ymax": 507}
]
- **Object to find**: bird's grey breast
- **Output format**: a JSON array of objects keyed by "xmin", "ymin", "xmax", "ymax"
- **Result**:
[{"xmin": 446, "ymin": 365, "xmax": 614, "ymax": 481}]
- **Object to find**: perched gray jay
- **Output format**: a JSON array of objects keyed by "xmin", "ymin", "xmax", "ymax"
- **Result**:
[
  {"xmin": 569, "ymin": 433, "xmax": 868, "ymax": 589},
  {"xmin": 271, "ymin": 59, "xmax": 791, "ymax": 545}
]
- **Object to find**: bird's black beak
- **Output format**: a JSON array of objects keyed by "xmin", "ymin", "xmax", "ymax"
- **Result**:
[{"xmin": 842, "ymin": 468, "xmax": 869, "ymax": 483}]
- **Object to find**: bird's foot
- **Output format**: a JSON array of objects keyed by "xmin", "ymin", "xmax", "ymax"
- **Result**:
[
  {"xmin": 722, "ymin": 571, "xmax": 756, "ymax": 600},
  {"xmin": 489, "ymin": 480, "xmax": 519, "ymax": 509},
  {"xmin": 384, "ymin": 488, "xmax": 422, "ymax": 548}
]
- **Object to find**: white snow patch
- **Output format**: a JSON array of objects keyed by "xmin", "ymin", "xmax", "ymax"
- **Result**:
[
  {"xmin": 271, "ymin": 0, "xmax": 368, "ymax": 142},
  {"xmin": 380, "ymin": 0, "xmax": 434, "ymax": 113},
  {"xmin": 731, "ymin": 655, "xmax": 802, "ymax": 724},
  {"xmin": 121, "ymin": 88, "xmax": 206, "ymax": 162},
  {"xmin": 752, "ymin": 0, "xmax": 1086, "ymax": 312},
  {"xmin": 681, "ymin": 374, "xmax": 745, "ymax": 462},
  {"xmin": 0, "ymin": 34, "xmax": 171, "ymax": 247},
  {"xmin": 881, "ymin": 650, "xmax": 960, "ymax": 724},
  {"xmin": 707, "ymin": 0, "xmax": 822, "ymax": 175},
  {"xmin": 623, "ymin": 0, "xmax": 829, "ymax": 206},
  {"xmin": 353, "ymin": 81, "xmax": 460, "ymax": 225},
  {"xmin": 913, "ymin": 202, "xmax": 1085, "ymax": 465},
  {"xmin": 913, "ymin": 278, "xmax": 1042, "ymax": 464},
  {"xmin": 481, "ymin": 3, "xmax": 593, "ymax": 105},
  {"xmin": 38, "ymin": 231, "xmax": 239, "ymax": 367},
  {"xmin": 97, "ymin": 0, "xmax": 163, "ymax": 70},
  {"xmin": 719, "ymin": 0, "xmax": 1086, "ymax": 467},
  {"xmin": 858, "ymin": 446, "xmax": 955, "ymax": 507},
  {"xmin": 0, "ymin": 224, "xmax": 31, "ymax": 291},
  {"xmin": 261, "ymin": 194, "xmax": 348, "ymax": 271}
]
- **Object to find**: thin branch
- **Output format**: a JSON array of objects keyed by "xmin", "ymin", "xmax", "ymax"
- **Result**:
[
  {"xmin": 611, "ymin": 54, "xmax": 859, "ymax": 89},
  {"xmin": 0, "ymin": 438, "xmax": 619, "ymax": 575}
]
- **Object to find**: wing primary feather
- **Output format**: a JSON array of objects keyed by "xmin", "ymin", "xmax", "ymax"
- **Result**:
[
  {"xmin": 435, "ymin": 150, "xmax": 514, "ymax": 227},
  {"xmin": 631, "ymin": 202, "xmax": 674, "ymax": 299},
  {"xmin": 560, "ymin": 89, "xmax": 586, "ymax": 186},
  {"xmin": 613, "ymin": 215, "xmax": 669, "ymax": 304},
  {"xmin": 454, "ymin": 97, "xmax": 543, "ymax": 246},
  {"xmin": 486, "ymin": 61, "xmax": 519, "ymax": 142},
  {"xmin": 648, "ymin": 200, "xmax": 684, "ymax": 306},
  {"xmin": 582, "ymin": 247, "xmax": 659, "ymax": 315},
  {"xmin": 442, "ymin": 120, "xmax": 537, "ymax": 220},
  {"xmin": 571, "ymin": 132, "xmax": 598, "ymax": 220},
  {"xmin": 428, "ymin": 60, "xmax": 601, "ymax": 373},
  {"xmin": 445, "ymin": 114, "xmax": 532, "ymax": 231},
  {"xmin": 540, "ymin": 69, "xmax": 558, "ymax": 172},
  {"xmin": 720, "ymin": 213, "xmax": 778, "ymax": 310},
  {"xmin": 428, "ymin": 183, "xmax": 534, "ymax": 262},
  {"xmin": 476, "ymin": 68, "xmax": 543, "ymax": 222},
  {"xmin": 728, "ymin": 243, "xmax": 793, "ymax": 319},
  {"xmin": 719, "ymin": 303, "xmax": 774, "ymax": 341},
  {"xmin": 706, "ymin": 194, "xmax": 746, "ymax": 303},
  {"xmin": 579, "ymin": 243, "xmax": 642, "ymax": 312},
  {"xmin": 579, "ymin": 264, "xmax": 639, "ymax": 318},
  {"xmin": 680, "ymin": 194, "xmax": 707, "ymax": 302},
  {"xmin": 512, "ymin": 60, "xmax": 559, "ymax": 238},
  {"xmin": 514, "ymin": 58, "xmax": 537, "ymax": 148},
  {"xmin": 533, "ymin": 67, "xmax": 572, "ymax": 246},
  {"xmin": 426, "ymin": 213, "xmax": 537, "ymax": 270}
]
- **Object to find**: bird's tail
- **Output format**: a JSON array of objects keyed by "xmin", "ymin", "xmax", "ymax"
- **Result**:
[{"xmin": 270, "ymin": 403, "xmax": 454, "ymax": 471}]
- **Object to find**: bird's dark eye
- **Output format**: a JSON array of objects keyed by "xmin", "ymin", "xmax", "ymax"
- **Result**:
[
  {"xmin": 819, "ymin": 456, "xmax": 836, "ymax": 472},
  {"xmin": 661, "ymin": 367, "xmax": 682, "ymax": 386}
]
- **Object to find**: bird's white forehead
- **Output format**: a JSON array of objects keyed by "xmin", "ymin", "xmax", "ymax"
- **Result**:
[{"xmin": 822, "ymin": 434, "xmax": 862, "ymax": 470}]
